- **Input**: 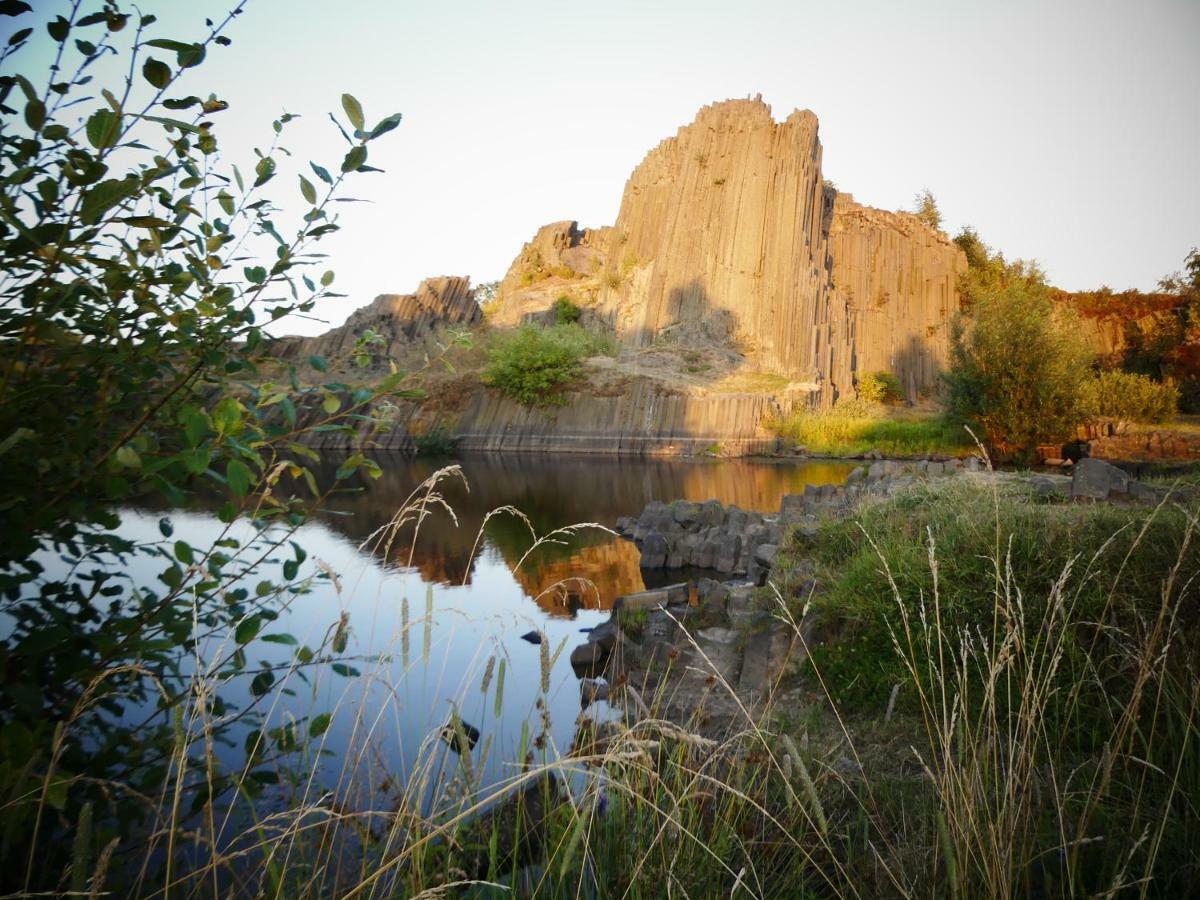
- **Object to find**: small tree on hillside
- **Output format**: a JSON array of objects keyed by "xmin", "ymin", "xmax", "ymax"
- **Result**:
[
  {"xmin": 944, "ymin": 279, "xmax": 1094, "ymax": 456},
  {"xmin": 913, "ymin": 188, "xmax": 943, "ymax": 231}
]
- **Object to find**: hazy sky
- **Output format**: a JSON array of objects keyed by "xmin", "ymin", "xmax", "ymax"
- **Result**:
[{"xmin": 13, "ymin": 0, "xmax": 1200, "ymax": 336}]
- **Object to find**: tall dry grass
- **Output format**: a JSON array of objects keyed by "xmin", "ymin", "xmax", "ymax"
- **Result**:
[{"xmin": 8, "ymin": 464, "xmax": 1199, "ymax": 897}]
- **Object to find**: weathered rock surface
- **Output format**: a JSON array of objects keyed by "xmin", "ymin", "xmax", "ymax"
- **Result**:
[
  {"xmin": 271, "ymin": 276, "xmax": 480, "ymax": 368},
  {"xmin": 827, "ymin": 194, "xmax": 966, "ymax": 399},
  {"xmin": 492, "ymin": 97, "xmax": 966, "ymax": 406},
  {"xmin": 1071, "ymin": 458, "xmax": 1131, "ymax": 500}
]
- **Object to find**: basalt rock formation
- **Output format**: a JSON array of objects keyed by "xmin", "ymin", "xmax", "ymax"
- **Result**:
[
  {"xmin": 827, "ymin": 194, "xmax": 964, "ymax": 400},
  {"xmin": 271, "ymin": 275, "xmax": 479, "ymax": 369},
  {"xmin": 493, "ymin": 97, "xmax": 966, "ymax": 404}
]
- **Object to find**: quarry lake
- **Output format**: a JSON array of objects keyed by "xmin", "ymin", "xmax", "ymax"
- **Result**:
[{"xmin": 53, "ymin": 454, "xmax": 855, "ymax": 804}]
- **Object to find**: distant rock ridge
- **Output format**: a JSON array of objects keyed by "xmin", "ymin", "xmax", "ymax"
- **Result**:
[
  {"xmin": 493, "ymin": 97, "xmax": 967, "ymax": 404},
  {"xmin": 271, "ymin": 275, "xmax": 479, "ymax": 367}
]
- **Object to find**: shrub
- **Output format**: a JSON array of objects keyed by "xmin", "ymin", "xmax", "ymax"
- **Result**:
[
  {"xmin": 857, "ymin": 371, "xmax": 905, "ymax": 404},
  {"xmin": 944, "ymin": 279, "xmax": 1094, "ymax": 456},
  {"xmin": 552, "ymin": 295, "xmax": 582, "ymax": 325},
  {"xmin": 412, "ymin": 424, "xmax": 457, "ymax": 455},
  {"xmin": 483, "ymin": 324, "xmax": 614, "ymax": 406},
  {"xmin": 1081, "ymin": 370, "xmax": 1178, "ymax": 425}
]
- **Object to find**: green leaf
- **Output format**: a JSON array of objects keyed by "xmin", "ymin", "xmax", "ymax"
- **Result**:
[
  {"xmin": 142, "ymin": 57, "xmax": 171, "ymax": 89},
  {"xmin": 45, "ymin": 775, "xmax": 69, "ymax": 811},
  {"xmin": 331, "ymin": 664, "xmax": 360, "ymax": 678},
  {"xmin": 243, "ymin": 266, "xmax": 267, "ymax": 285},
  {"xmin": 341, "ymin": 93, "xmax": 364, "ymax": 131},
  {"xmin": 310, "ymin": 162, "xmax": 333, "ymax": 184},
  {"xmin": 262, "ymin": 633, "xmax": 298, "ymax": 646},
  {"xmin": 309, "ymin": 713, "xmax": 331, "ymax": 737},
  {"xmin": 254, "ymin": 156, "xmax": 275, "ymax": 187},
  {"xmin": 24, "ymin": 98, "xmax": 45, "ymax": 131},
  {"xmin": 179, "ymin": 405, "xmax": 210, "ymax": 445},
  {"xmin": 341, "ymin": 145, "xmax": 367, "ymax": 173},
  {"xmin": 146, "ymin": 38, "xmax": 204, "ymax": 68},
  {"xmin": 85, "ymin": 108, "xmax": 121, "ymax": 150},
  {"xmin": 212, "ymin": 397, "xmax": 242, "ymax": 433},
  {"xmin": 174, "ymin": 540, "xmax": 194, "ymax": 565},
  {"xmin": 308, "ymin": 355, "xmax": 327, "ymax": 372},
  {"xmin": 217, "ymin": 190, "xmax": 235, "ymax": 216},
  {"xmin": 235, "ymin": 615, "xmax": 262, "ymax": 644},
  {"xmin": 250, "ymin": 671, "xmax": 274, "ymax": 697},
  {"xmin": 80, "ymin": 176, "xmax": 138, "ymax": 224},
  {"xmin": 335, "ymin": 453, "xmax": 364, "ymax": 480},
  {"xmin": 299, "ymin": 174, "xmax": 317, "ymax": 205},
  {"xmin": 158, "ymin": 517, "xmax": 174, "ymax": 537},
  {"xmin": 114, "ymin": 445, "xmax": 141, "ymax": 470},
  {"xmin": 322, "ymin": 393, "xmax": 340, "ymax": 415},
  {"xmin": 182, "ymin": 448, "xmax": 210, "ymax": 474},
  {"xmin": 46, "ymin": 15, "xmax": 69, "ymax": 42},
  {"xmin": 226, "ymin": 459, "xmax": 252, "ymax": 497},
  {"xmin": 320, "ymin": 270, "xmax": 335, "ymax": 287},
  {"xmin": 368, "ymin": 112, "xmax": 402, "ymax": 140}
]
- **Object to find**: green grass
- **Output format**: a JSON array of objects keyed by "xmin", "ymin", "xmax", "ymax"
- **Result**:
[
  {"xmin": 766, "ymin": 475, "xmax": 1200, "ymax": 896},
  {"xmin": 768, "ymin": 406, "xmax": 973, "ymax": 457}
]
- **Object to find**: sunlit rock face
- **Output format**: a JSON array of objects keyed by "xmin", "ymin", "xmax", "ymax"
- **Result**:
[
  {"xmin": 493, "ymin": 97, "xmax": 967, "ymax": 405},
  {"xmin": 271, "ymin": 275, "xmax": 480, "ymax": 368},
  {"xmin": 827, "ymin": 194, "xmax": 966, "ymax": 400}
]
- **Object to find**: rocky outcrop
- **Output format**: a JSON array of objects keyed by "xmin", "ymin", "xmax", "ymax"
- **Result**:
[
  {"xmin": 616, "ymin": 458, "xmax": 977, "ymax": 582},
  {"xmin": 493, "ymin": 98, "xmax": 966, "ymax": 406},
  {"xmin": 596, "ymin": 100, "xmax": 837, "ymax": 382},
  {"xmin": 828, "ymin": 194, "xmax": 966, "ymax": 399},
  {"xmin": 271, "ymin": 276, "xmax": 480, "ymax": 368},
  {"xmin": 291, "ymin": 378, "xmax": 784, "ymax": 456}
]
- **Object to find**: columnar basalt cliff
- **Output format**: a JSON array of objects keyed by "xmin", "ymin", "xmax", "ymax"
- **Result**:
[
  {"xmin": 597, "ymin": 100, "xmax": 837, "ymax": 381},
  {"xmin": 278, "ymin": 98, "xmax": 973, "ymax": 454},
  {"xmin": 493, "ymin": 97, "xmax": 966, "ymax": 404},
  {"xmin": 828, "ymin": 194, "xmax": 966, "ymax": 398},
  {"xmin": 271, "ymin": 275, "xmax": 479, "ymax": 367}
]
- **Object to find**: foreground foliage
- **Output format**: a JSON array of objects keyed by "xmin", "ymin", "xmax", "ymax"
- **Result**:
[{"xmin": 0, "ymin": 2, "xmax": 406, "ymax": 891}]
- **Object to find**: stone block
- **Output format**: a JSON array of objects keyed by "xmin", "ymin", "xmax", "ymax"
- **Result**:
[{"xmin": 1071, "ymin": 458, "xmax": 1130, "ymax": 500}]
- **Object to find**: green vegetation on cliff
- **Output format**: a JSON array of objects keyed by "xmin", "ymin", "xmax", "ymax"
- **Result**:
[{"xmin": 482, "ymin": 322, "xmax": 615, "ymax": 406}]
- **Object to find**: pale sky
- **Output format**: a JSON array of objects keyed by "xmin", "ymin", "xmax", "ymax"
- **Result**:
[{"xmin": 13, "ymin": 0, "xmax": 1200, "ymax": 336}]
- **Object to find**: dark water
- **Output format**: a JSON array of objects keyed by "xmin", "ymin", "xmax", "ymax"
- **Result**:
[{"xmin": 56, "ymin": 454, "xmax": 856, "ymax": 800}]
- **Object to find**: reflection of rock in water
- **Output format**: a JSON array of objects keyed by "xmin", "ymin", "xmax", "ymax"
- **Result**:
[{"xmin": 508, "ymin": 538, "xmax": 646, "ymax": 616}]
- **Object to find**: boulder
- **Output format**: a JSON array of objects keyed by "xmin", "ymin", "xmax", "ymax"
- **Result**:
[
  {"xmin": 1030, "ymin": 474, "xmax": 1070, "ymax": 500},
  {"xmin": 1071, "ymin": 458, "xmax": 1130, "ymax": 500},
  {"xmin": 616, "ymin": 583, "xmax": 687, "ymax": 611},
  {"xmin": 570, "ymin": 641, "xmax": 608, "ymax": 676},
  {"xmin": 639, "ymin": 532, "xmax": 668, "ymax": 568},
  {"xmin": 779, "ymin": 494, "xmax": 806, "ymax": 521},
  {"xmin": 672, "ymin": 500, "xmax": 701, "ymax": 526},
  {"xmin": 699, "ymin": 499, "xmax": 724, "ymax": 527},
  {"xmin": 691, "ymin": 627, "xmax": 742, "ymax": 685},
  {"xmin": 586, "ymin": 620, "xmax": 621, "ymax": 652},
  {"xmin": 753, "ymin": 543, "xmax": 779, "ymax": 567},
  {"xmin": 714, "ymin": 534, "xmax": 743, "ymax": 574}
]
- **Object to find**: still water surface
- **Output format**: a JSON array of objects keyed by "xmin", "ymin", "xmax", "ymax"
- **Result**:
[{"xmin": 112, "ymin": 454, "xmax": 855, "ymax": 797}]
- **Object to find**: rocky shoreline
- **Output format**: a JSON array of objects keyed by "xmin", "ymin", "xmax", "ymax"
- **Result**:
[{"xmin": 565, "ymin": 456, "xmax": 1180, "ymax": 734}]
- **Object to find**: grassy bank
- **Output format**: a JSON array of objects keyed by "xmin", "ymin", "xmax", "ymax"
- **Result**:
[
  {"xmin": 13, "ymin": 471, "xmax": 1198, "ymax": 896},
  {"xmin": 767, "ymin": 405, "xmax": 974, "ymax": 457}
]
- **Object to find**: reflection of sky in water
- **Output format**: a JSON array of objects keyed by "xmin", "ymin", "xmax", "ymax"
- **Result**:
[{"xmin": 35, "ymin": 455, "xmax": 855, "ymax": 804}]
